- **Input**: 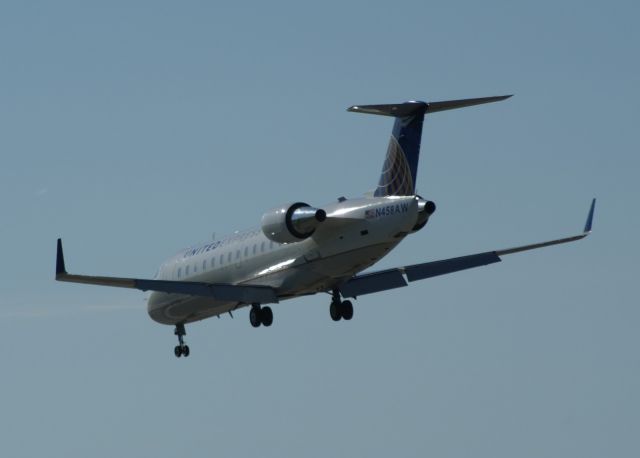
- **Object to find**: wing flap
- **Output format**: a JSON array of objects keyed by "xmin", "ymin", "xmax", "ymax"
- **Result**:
[
  {"xmin": 339, "ymin": 269, "xmax": 407, "ymax": 298},
  {"xmin": 404, "ymin": 252, "xmax": 501, "ymax": 282},
  {"xmin": 338, "ymin": 252, "xmax": 501, "ymax": 298}
]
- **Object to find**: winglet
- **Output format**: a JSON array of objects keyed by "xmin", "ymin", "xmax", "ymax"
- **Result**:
[
  {"xmin": 583, "ymin": 198, "xmax": 596, "ymax": 233},
  {"xmin": 56, "ymin": 238, "xmax": 67, "ymax": 277}
]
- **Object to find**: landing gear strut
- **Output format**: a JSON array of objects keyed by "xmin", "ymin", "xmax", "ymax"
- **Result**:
[
  {"xmin": 249, "ymin": 303, "xmax": 273, "ymax": 328},
  {"xmin": 330, "ymin": 289, "xmax": 353, "ymax": 321},
  {"xmin": 174, "ymin": 323, "xmax": 190, "ymax": 358}
]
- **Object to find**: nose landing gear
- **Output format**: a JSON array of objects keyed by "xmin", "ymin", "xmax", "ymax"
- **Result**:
[{"xmin": 174, "ymin": 323, "xmax": 190, "ymax": 358}]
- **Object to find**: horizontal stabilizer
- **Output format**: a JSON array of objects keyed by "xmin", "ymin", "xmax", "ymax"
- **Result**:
[
  {"xmin": 426, "ymin": 95, "xmax": 512, "ymax": 113},
  {"xmin": 347, "ymin": 101, "xmax": 427, "ymax": 117},
  {"xmin": 347, "ymin": 95, "xmax": 512, "ymax": 118}
]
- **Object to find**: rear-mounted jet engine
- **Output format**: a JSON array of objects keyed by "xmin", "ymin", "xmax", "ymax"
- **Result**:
[
  {"xmin": 411, "ymin": 197, "xmax": 436, "ymax": 233},
  {"xmin": 261, "ymin": 202, "xmax": 326, "ymax": 244}
]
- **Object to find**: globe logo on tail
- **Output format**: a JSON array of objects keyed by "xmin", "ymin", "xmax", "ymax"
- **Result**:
[{"xmin": 374, "ymin": 136, "xmax": 414, "ymax": 197}]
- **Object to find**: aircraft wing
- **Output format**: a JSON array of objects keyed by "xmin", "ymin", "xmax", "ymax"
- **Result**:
[
  {"xmin": 55, "ymin": 239, "xmax": 278, "ymax": 304},
  {"xmin": 338, "ymin": 199, "xmax": 596, "ymax": 298}
]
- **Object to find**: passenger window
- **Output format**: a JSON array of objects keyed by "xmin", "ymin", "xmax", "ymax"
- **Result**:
[
  {"xmin": 261, "ymin": 242, "xmax": 265, "ymax": 252},
  {"xmin": 186, "ymin": 265, "xmax": 190, "ymax": 276},
  {"xmin": 269, "ymin": 241, "xmax": 274, "ymax": 250},
  {"xmin": 227, "ymin": 252, "xmax": 232, "ymax": 263},
  {"xmin": 177, "ymin": 267, "xmax": 182, "ymax": 279},
  {"xmin": 220, "ymin": 254, "xmax": 224, "ymax": 265},
  {"xmin": 203, "ymin": 260, "xmax": 207, "ymax": 271},
  {"xmin": 244, "ymin": 246, "xmax": 249, "ymax": 257},
  {"xmin": 194, "ymin": 263, "xmax": 197, "ymax": 273},
  {"xmin": 253, "ymin": 244, "xmax": 257, "ymax": 255},
  {"xmin": 236, "ymin": 250, "xmax": 240, "ymax": 260},
  {"xmin": 211, "ymin": 258, "xmax": 215, "ymax": 268}
]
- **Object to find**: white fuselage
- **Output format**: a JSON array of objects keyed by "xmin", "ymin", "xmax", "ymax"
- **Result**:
[{"xmin": 147, "ymin": 196, "xmax": 421, "ymax": 325}]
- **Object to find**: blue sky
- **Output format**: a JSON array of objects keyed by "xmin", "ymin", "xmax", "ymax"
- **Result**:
[{"xmin": 1, "ymin": 1, "xmax": 638, "ymax": 457}]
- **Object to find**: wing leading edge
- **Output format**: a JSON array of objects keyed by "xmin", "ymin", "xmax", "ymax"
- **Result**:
[
  {"xmin": 55, "ymin": 239, "xmax": 278, "ymax": 304},
  {"xmin": 339, "ymin": 199, "xmax": 596, "ymax": 298}
]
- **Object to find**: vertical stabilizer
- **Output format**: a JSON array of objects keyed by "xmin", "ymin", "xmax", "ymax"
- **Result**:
[
  {"xmin": 347, "ymin": 95, "xmax": 512, "ymax": 197},
  {"xmin": 375, "ymin": 104, "xmax": 426, "ymax": 196}
]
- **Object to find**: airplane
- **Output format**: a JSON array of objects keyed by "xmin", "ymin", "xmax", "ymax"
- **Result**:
[{"xmin": 55, "ymin": 95, "xmax": 596, "ymax": 358}]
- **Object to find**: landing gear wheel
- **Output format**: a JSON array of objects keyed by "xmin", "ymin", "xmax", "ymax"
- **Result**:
[
  {"xmin": 173, "ymin": 324, "xmax": 189, "ymax": 358},
  {"xmin": 330, "ymin": 302, "xmax": 342, "ymax": 321},
  {"xmin": 250, "ymin": 307, "xmax": 261, "ymax": 328},
  {"xmin": 341, "ymin": 300, "xmax": 353, "ymax": 320},
  {"xmin": 261, "ymin": 306, "xmax": 273, "ymax": 327}
]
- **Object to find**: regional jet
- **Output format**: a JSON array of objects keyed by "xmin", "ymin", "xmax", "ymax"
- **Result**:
[{"xmin": 55, "ymin": 95, "xmax": 595, "ymax": 357}]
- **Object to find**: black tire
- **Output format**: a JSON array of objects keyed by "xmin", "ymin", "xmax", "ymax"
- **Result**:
[
  {"xmin": 174, "ymin": 345, "xmax": 182, "ymax": 357},
  {"xmin": 330, "ymin": 302, "xmax": 342, "ymax": 321},
  {"xmin": 250, "ymin": 307, "xmax": 261, "ymax": 328},
  {"xmin": 261, "ymin": 306, "xmax": 273, "ymax": 327},
  {"xmin": 182, "ymin": 345, "xmax": 190, "ymax": 357},
  {"xmin": 341, "ymin": 300, "xmax": 353, "ymax": 320}
]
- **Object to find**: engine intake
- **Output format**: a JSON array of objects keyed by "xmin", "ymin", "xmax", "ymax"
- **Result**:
[{"xmin": 261, "ymin": 202, "xmax": 326, "ymax": 244}]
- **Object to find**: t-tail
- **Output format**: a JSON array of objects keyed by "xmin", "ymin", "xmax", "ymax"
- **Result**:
[{"xmin": 348, "ymin": 95, "xmax": 512, "ymax": 197}]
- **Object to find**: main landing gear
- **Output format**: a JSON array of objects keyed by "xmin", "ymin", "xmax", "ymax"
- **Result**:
[
  {"xmin": 330, "ymin": 289, "xmax": 353, "ymax": 321},
  {"xmin": 249, "ymin": 303, "xmax": 273, "ymax": 328},
  {"xmin": 174, "ymin": 323, "xmax": 190, "ymax": 358}
]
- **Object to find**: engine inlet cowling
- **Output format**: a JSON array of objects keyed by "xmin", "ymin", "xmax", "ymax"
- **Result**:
[
  {"xmin": 411, "ymin": 198, "xmax": 436, "ymax": 233},
  {"xmin": 261, "ymin": 202, "xmax": 326, "ymax": 244}
]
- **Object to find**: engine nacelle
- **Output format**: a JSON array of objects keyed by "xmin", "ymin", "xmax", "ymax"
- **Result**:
[
  {"xmin": 261, "ymin": 202, "xmax": 327, "ymax": 244},
  {"xmin": 411, "ymin": 198, "xmax": 436, "ymax": 233}
]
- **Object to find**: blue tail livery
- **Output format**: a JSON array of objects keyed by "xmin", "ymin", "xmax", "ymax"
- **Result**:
[{"xmin": 348, "ymin": 95, "xmax": 512, "ymax": 196}]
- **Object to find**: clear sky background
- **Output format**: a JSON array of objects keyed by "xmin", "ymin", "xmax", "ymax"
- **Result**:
[{"xmin": 1, "ymin": 1, "xmax": 638, "ymax": 457}]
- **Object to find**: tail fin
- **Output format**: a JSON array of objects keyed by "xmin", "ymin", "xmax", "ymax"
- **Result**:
[{"xmin": 348, "ymin": 95, "xmax": 512, "ymax": 197}]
